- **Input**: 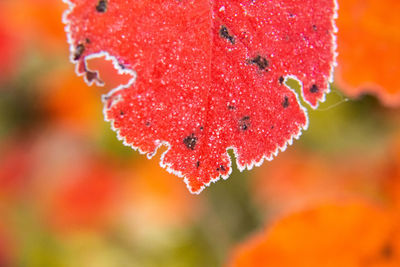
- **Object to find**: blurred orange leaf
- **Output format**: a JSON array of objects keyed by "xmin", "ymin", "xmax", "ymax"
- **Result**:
[
  {"xmin": 1, "ymin": 0, "xmax": 66, "ymax": 49},
  {"xmin": 336, "ymin": 0, "xmax": 400, "ymax": 106},
  {"xmin": 40, "ymin": 67, "xmax": 103, "ymax": 135},
  {"xmin": 228, "ymin": 202, "xmax": 400, "ymax": 267}
]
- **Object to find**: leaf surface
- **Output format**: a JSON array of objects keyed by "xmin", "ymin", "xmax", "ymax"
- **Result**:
[{"xmin": 64, "ymin": 0, "xmax": 337, "ymax": 193}]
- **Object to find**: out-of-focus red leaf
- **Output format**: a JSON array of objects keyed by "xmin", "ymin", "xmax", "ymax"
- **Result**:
[
  {"xmin": 0, "ymin": 139, "xmax": 34, "ymax": 201},
  {"xmin": 228, "ymin": 202, "xmax": 400, "ymax": 267},
  {"xmin": 336, "ymin": 0, "xmax": 400, "ymax": 106},
  {"xmin": 26, "ymin": 129, "xmax": 201, "ymax": 232},
  {"xmin": 64, "ymin": 0, "xmax": 337, "ymax": 193},
  {"xmin": 44, "ymin": 159, "xmax": 122, "ymax": 232}
]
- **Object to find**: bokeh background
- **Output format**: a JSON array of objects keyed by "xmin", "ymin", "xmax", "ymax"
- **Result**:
[{"xmin": 1, "ymin": 0, "xmax": 400, "ymax": 266}]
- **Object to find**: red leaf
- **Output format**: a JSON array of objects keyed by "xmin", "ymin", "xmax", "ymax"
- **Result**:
[{"xmin": 63, "ymin": 0, "xmax": 337, "ymax": 193}]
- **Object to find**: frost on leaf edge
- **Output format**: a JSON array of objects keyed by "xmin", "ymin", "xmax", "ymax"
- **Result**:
[
  {"xmin": 62, "ymin": 0, "xmax": 338, "ymax": 194},
  {"xmin": 302, "ymin": 0, "xmax": 339, "ymax": 109}
]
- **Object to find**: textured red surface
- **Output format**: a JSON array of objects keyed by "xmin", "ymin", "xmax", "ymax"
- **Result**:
[{"xmin": 64, "ymin": 0, "xmax": 337, "ymax": 193}]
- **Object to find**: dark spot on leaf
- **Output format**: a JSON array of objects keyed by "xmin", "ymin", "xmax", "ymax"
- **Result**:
[
  {"xmin": 310, "ymin": 84, "xmax": 319, "ymax": 93},
  {"xmin": 228, "ymin": 105, "xmax": 236, "ymax": 110},
  {"xmin": 219, "ymin": 25, "xmax": 235, "ymax": 44},
  {"xmin": 119, "ymin": 63, "xmax": 125, "ymax": 69},
  {"xmin": 239, "ymin": 116, "xmax": 250, "ymax": 131},
  {"xmin": 279, "ymin": 76, "xmax": 284, "ymax": 84},
  {"xmin": 216, "ymin": 165, "xmax": 226, "ymax": 172},
  {"xmin": 282, "ymin": 96, "xmax": 289, "ymax": 108},
  {"xmin": 183, "ymin": 134, "xmax": 197, "ymax": 150},
  {"xmin": 85, "ymin": 70, "xmax": 98, "ymax": 82},
  {"xmin": 73, "ymin": 44, "xmax": 85, "ymax": 61},
  {"xmin": 249, "ymin": 55, "xmax": 269, "ymax": 71},
  {"xmin": 96, "ymin": 0, "xmax": 107, "ymax": 13},
  {"xmin": 85, "ymin": 38, "xmax": 91, "ymax": 44},
  {"xmin": 271, "ymin": 125, "xmax": 274, "ymax": 129},
  {"xmin": 145, "ymin": 121, "xmax": 151, "ymax": 127},
  {"xmin": 200, "ymin": 126, "xmax": 204, "ymax": 130},
  {"xmin": 85, "ymin": 70, "xmax": 104, "ymax": 85},
  {"xmin": 312, "ymin": 24, "xmax": 317, "ymax": 31},
  {"xmin": 120, "ymin": 110, "xmax": 124, "ymax": 116},
  {"xmin": 381, "ymin": 243, "xmax": 393, "ymax": 259},
  {"xmin": 196, "ymin": 161, "xmax": 200, "ymax": 168}
]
